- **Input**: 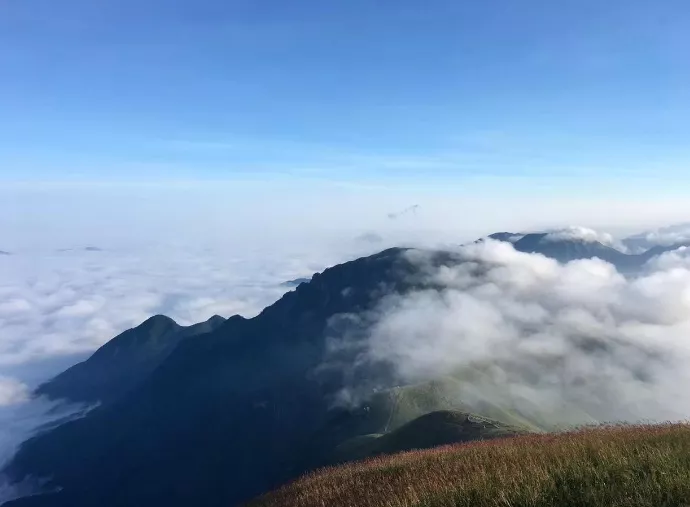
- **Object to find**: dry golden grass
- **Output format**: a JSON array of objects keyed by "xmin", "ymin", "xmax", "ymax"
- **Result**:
[{"xmin": 249, "ymin": 423, "xmax": 690, "ymax": 507}]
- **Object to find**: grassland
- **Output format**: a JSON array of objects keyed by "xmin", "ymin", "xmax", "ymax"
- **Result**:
[{"xmin": 250, "ymin": 423, "xmax": 690, "ymax": 507}]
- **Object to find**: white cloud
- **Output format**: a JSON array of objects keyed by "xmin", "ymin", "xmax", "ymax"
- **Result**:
[
  {"xmin": 0, "ymin": 300, "xmax": 32, "ymax": 319},
  {"xmin": 333, "ymin": 240, "xmax": 690, "ymax": 427},
  {"xmin": 53, "ymin": 299, "xmax": 104, "ymax": 318},
  {"xmin": 543, "ymin": 226, "xmax": 618, "ymax": 247},
  {"xmin": 0, "ymin": 378, "xmax": 29, "ymax": 407},
  {"xmin": 645, "ymin": 246, "xmax": 690, "ymax": 271}
]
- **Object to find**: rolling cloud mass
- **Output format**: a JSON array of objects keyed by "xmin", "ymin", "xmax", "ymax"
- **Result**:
[{"xmin": 345, "ymin": 240, "xmax": 690, "ymax": 427}]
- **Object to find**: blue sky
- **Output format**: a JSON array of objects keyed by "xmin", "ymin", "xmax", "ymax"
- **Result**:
[{"xmin": 1, "ymin": 0, "xmax": 689, "ymax": 186}]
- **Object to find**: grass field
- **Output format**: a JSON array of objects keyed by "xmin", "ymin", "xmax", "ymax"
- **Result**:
[{"xmin": 250, "ymin": 423, "xmax": 690, "ymax": 507}]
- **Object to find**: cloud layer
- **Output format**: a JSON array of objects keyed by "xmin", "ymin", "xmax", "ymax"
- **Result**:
[
  {"xmin": 338, "ymin": 240, "xmax": 690, "ymax": 427},
  {"xmin": 0, "ymin": 246, "xmax": 341, "ymax": 373},
  {"xmin": 0, "ymin": 378, "xmax": 28, "ymax": 408},
  {"xmin": 543, "ymin": 226, "xmax": 619, "ymax": 248}
]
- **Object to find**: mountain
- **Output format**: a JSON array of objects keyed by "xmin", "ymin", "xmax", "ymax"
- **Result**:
[
  {"xmin": 622, "ymin": 223, "xmax": 690, "ymax": 254},
  {"xmin": 485, "ymin": 231, "xmax": 686, "ymax": 271},
  {"xmin": 487, "ymin": 232, "xmax": 523, "ymax": 243},
  {"xmin": 280, "ymin": 277, "xmax": 312, "ymax": 288},
  {"xmin": 512, "ymin": 233, "xmax": 631, "ymax": 266},
  {"xmin": 35, "ymin": 314, "xmax": 226, "ymax": 405},
  {"xmin": 638, "ymin": 242, "xmax": 690, "ymax": 262},
  {"xmin": 5, "ymin": 248, "xmax": 443, "ymax": 507}
]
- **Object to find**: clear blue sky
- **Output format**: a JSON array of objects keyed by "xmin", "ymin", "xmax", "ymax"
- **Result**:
[{"xmin": 1, "ymin": 0, "xmax": 689, "ymax": 185}]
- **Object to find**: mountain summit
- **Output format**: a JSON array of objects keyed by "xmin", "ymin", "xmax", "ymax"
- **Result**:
[{"xmin": 36, "ymin": 314, "xmax": 226, "ymax": 404}]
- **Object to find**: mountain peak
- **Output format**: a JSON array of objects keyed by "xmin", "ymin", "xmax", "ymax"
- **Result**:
[
  {"xmin": 139, "ymin": 314, "xmax": 179, "ymax": 331},
  {"xmin": 204, "ymin": 315, "xmax": 226, "ymax": 327},
  {"xmin": 34, "ymin": 313, "xmax": 219, "ymax": 405},
  {"xmin": 281, "ymin": 277, "xmax": 312, "ymax": 288}
]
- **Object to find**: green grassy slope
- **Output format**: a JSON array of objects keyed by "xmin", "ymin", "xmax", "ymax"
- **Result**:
[
  {"xmin": 332, "ymin": 410, "xmax": 527, "ymax": 463},
  {"xmin": 251, "ymin": 423, "xmax": 690, "ymax": 507}
]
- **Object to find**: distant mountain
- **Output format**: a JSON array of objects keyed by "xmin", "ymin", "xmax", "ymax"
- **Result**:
[
  {"xmin": 36, "ymin": 314, "xmax": 226, "ymax": 405},
  {"xmin": 512, "ymin": 233, "xmax": 631, "ymax": 266},
  {"xmin": 622, "ymin": 223, "xmax": 690, "ymax": 254},
  {"xmin": 487, "ymin": 232, "xmax": 523, "ymax": 243},
  {"xmin": 484, "ymin": 231, "xmax": 686, "ymax": 271},
  {"xmin": 280, "ymin": 277, "xmax": 312, "ymax": 288},
  {"xmin": 637, "ymin": 242, "xmax": 690, "ymax": 262}
]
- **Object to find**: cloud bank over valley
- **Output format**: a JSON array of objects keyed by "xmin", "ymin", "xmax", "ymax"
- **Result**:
[{"xmin": 329, "ymin": 241, "xmax": 690, "ymax": 427}]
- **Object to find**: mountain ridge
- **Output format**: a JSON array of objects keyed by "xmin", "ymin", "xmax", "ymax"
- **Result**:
[
  {"xmin": 481, "ymin": 230, "xmax": 689, "ymax": 270},
  {"xmin": 35, "ymin": 314, "xmax": 226, "ymax": 405}
]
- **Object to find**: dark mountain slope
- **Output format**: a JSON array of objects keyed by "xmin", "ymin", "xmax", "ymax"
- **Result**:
[
  {"xmin": 7, "ymin": 248, "xmax": 463, "ymax": 507},
  {"xmin": 35, "ymin": 314, "xmax": 226, "ymax": 404}
]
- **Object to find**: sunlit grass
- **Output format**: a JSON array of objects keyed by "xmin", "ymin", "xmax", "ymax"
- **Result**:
[{"xmin": 250, "ymin": 423, "xmax": 690, "ymax": 507}]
